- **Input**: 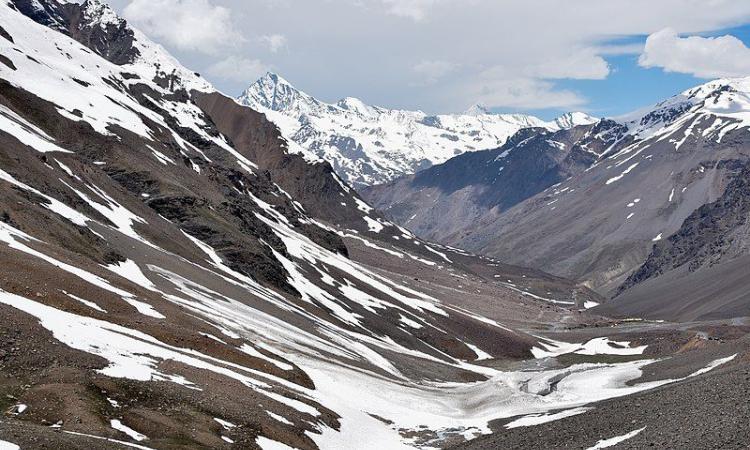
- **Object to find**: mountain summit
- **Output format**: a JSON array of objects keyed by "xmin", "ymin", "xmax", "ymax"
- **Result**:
[
  {"xmin": 464, "ymin": 102, "xmax": 492, "ymax": 116},
  {"xmin": 239, "ymin": 72, "xmax": 597, "ymax": 188},
  {"xmin": 239, "ymin": 72, "xmax": 318, "ymax": 115},
  {"xmin": 553, "ymin": 111, "xmax": 598, "ymax": 129}
]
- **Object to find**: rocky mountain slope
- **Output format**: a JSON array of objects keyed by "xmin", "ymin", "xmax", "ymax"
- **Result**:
[
  {"xmin": 366, "ymin": 77, "xmax": 750, "ymax": 318},
  {"xmin": 600, "ymin": 157, "xmax": 750, "ymax": 321},
  {"xmin": 238, "ymin": 73, "xmax": 597, "ymax": 189},
  {"xmin": 363, "ymin": 120, "xmax": 628, "ymax": 243},
  {"xmin": 0, "ymin": 1, "xmax": 748, "ymax": 449}
]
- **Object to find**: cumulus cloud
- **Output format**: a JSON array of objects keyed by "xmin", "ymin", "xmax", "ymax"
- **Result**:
[
  {"xmin": 260, "ymin": 34, "xmax": 288, "ymax": 53},
  {"xmin": 206, "ymin": 57, "xmax": 270, "ymax": 82},
  {"xmin": 639, "ymin": 28, "xmax": 750, "ymax": 79},
  {"xmin": 112, "ymin": 0, "xmax": 750, "ymax": 111},
  {"xmin": 123, "ymin": 0, "xmax": 241, "ymax": 53},
  {"xmin": 439, "ymin": 50, "xmax": 607, "ymax": 110},
  {"xmin": 412, "ymin": 60, "xmax": 458, "ymax": 84},
  {"xmin": 521, "ymin": 50, "xmax": 610, "ymax": 80}
]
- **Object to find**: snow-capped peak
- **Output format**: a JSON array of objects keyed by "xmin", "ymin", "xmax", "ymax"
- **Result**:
[
  {"xmin": 255, "ymin": 71, "xmax": 294, "ymax": 91},
  {"xmin": 81, "ymin": 0, "xmax": 122, "ymax": 29},
  {"xmin": 239, "ymin": 71, "xmax": 323, "ymax": 115},
  {"xmin": 464, "ymin": 106, "xmax": 596, "ymax": 130},
  {"xmin": 238, "ymin": 72, "xmax": 587, "ymax": 188},
  {"xmin": 618, "ymin": 76, "xmax": 750, "ymax": 139},
  {"xmin": 336, "ymin": 96, "xmax": 377, "ymax": 116},
  {"xmin": 465, "ymin": 103, "xmax": 492, "ymax": 116},
  {"xmin": 552, "ymin": 112, "xmax": 599, "ymax": 130},
  {"xmin": 678, "ymin": 76, "xmax": 750, "ymax": 119}
]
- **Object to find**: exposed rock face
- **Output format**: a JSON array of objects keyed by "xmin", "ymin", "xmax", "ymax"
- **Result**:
[
  {"xmin": 620, "ymin": 159, "xmax": 750, "ymax": 292},
  {"xmin": 193, "ymin": 91, "xmax": 374, "ymax": 233},
  {"xmin": 12, "ymin": 0, "xmax": 139, "ymax": 64},
  {"xmin": 67, "ymin": 0, "xmax": 141, "ymax": 65},
  {"xmin": 596, "ymin": 158, "xmax": 750, "ymax": 321}
]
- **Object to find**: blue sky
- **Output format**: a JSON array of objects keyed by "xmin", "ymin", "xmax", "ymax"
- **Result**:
[
  {"xmin": 526, "ymin": 52, "xmax": 700, "ymax": 119},
  {"xmin": 105, "ymin": 0, "xmax": 750, "ymax": 119},
  {"xmin": 529, "ymin": 24, "xmax": 750, "ymax": 120},
  {"xmin": 530, "ymin": 52, "xmax": 705, "ymax": 120}
]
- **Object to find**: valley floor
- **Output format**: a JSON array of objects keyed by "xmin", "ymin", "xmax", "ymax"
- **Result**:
[
  {"xmin": 1, "ymin": 313, "xmax": 747, "ymax": 449},
  {"xmin": 0, "ymin": 231, "xmax": 747, "ymax": 450},
  {"xmin": 458, "ymin": 334, "xmax": 750, "ymax": 449}
]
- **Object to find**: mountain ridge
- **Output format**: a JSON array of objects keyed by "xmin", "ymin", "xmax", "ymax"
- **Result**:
[
  {"xmin": 364, "ymin": 74, "xmax": 750, "ymax": 314},
  {"xmin": 238, "ymin": 71, "xmax": 598, "ymax": 188}
]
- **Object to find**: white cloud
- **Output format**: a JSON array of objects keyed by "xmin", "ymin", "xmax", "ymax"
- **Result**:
[
  {"xmin": 123, "ymin": 0, "xmax": 241, "ymax": 53},
  {"xmin": 412, "ymin": 60, "xmax": 458, "ymax": 84},
  {"xmin": 458, "ymin": 76, "xmax": 587, "ymax": 111},
  {"xmin": 639, "ymin": 28, "xmax": 750, "ymax": 78},
  {"xmin": 520, "ymin": 50, "xmax": 610, "ymax": 80},
  {"xmin": 435, "ymin": 50, "xmax": 606, "ymax": 110},
  {"xmin": 113, "ymin": 0, "xmax": 750, "ymax": 112},
  {"xmin": 206, "ymin": 57, "xmax": 270, "ymax": 82},
  {"xmin": 596, "ymin": 43, "xmax": 645, "ymax": 56},
  {"xmin": 381, "ymin": 0, "xmax": 440, "ymax": 21},
  {"xmin": 260, "ymin": 34, "xmax": 288, "ymax": 53}
]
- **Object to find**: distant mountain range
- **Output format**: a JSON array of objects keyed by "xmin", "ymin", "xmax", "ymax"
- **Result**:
[
  {"xmin": 365, "ymin": 76, "xmax": 750, "ymax": 320},
  {"xmin": 238, "ymin": 73, "xmax": 597, "ymax": 189}
]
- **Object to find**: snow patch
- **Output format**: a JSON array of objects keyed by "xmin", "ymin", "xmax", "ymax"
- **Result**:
[
  {"xmin": 606, "ymin": 162, "xmax": 639, "ymax": 185},
  {"xmin": 0, "ymin": 104, "xmax": 71, "ymax": 153},
  {"xmin": 586, "ymin": 427, "xmax": 646, "ymax": 449},
  {"xmin": 465, "ymin": 343, "xmax": 493, "ymax": 361},
  {"xmin": 214, "ymin": 417, "xmax": 236, "ymax": 430},
  {"xmin": 106, "ymin": 260, "xmax": 159, "ymax": 292},
  {"xmin": 111, "ymin": 419, "xmax": 148, "ymax": 442},
  {"xmin": 689, "ymin": 354, "xmax": 737, "ymax": 377},
  {"xmin": 63, "ymin": 291, "xmax": 107, "ymax": 313},
  {"xmin": 504, "ymin": 407, "xmax": 592, "ymax": 429},
  {"xmin": 532, "ymin": 337, "xmax": 647, "ymax": 359},
  {"xmin": 363, "ymin": 216, "xmax": 384, "ymax": 233},
  {"xmin": 256, "ymin": 436, "xmax": 296, "ymax": 450},
  {"xmin": 0, "ymin": 440, "xmax": 20, "ymax": 450}
]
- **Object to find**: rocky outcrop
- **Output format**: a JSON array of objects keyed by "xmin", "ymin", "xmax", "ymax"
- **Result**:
[{"xmin": 619, "ymin": 159, "xmax": 750, "ymax": 293}]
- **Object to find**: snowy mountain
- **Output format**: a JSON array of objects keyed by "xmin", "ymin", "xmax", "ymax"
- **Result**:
[
  {"xmin": 0, "ymin": 1, "xmax": 747, "ymax": 449},
  {"xmin": 553, "ymin": 111, "xmax": 601, "ymax": 129},
  {"xmin": 238, "ymin": 72, "xmax": 597, "ymax": 189},
  {"xmin": 367, "ymin": 75, "xmax": 750, "ymax": 318}
]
